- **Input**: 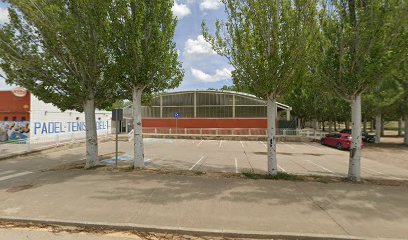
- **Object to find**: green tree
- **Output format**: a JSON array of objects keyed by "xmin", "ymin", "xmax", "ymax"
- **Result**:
[
  {"xmin": 0, "ymin": 0, "xmax": 116, "ymax": 168},
  {"xmin": 110, "ymin": 0, "xmax": 183, "ymax": 168},
  {"xmin": 105, "ymin": 100, "xmax": 131, "ymax": 111},
  {"xmin": 320, "ymin": 0, "xmax": 405, "ymax": 181},
  {"xmin": 363, "ymin": 77, "xmax": 403, "ymax": 142},
  {"xmin": 203, "ymin": 0, "xmax": 319, "ymax": 175},
  {"xmin": 220, "ymin": 84, "xmax": 252, "ymax": 94},
  {"xmin": 392, "ymin": 1, "xmax": 408, "ymax": 145},
  {"xmin": 392, "ymin": 45, "xmax": 408, "ymax": 144}
]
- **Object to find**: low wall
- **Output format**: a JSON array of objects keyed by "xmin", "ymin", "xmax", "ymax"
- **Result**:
[
  {"xmin": 142, "ymin": 118, "xmax": 269, "ymax": 129},
  {"xmin": 119, "ymin": 134, "xmax": 317, "ymax": 142}
]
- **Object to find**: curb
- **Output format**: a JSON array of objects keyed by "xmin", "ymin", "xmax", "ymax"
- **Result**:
[
  {"xmin": 0, "ymin": 217, "xmax": 402, "ymax": 240},
  {"xmin": 0, "ymin": 137, "xmax": 114, "ymax": 161}
]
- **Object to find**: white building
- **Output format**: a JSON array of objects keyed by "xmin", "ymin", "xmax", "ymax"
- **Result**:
[{"xmin": 29, "ymin": 94, "xmax": 111, "ymax": 142}]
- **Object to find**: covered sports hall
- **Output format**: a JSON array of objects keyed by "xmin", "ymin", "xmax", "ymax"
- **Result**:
[{"xmin": 117, "ymin": 90, "xmax": 293, "ymax": 135}]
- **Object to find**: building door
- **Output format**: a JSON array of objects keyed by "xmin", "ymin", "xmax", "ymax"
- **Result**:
[{"xmin": 121, "ymin": 120, "xmax": 127, "ymax": 133}]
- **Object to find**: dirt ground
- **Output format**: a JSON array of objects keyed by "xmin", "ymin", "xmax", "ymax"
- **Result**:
[{"xmin": 0, "ymin": 221, "xmax": 268, "ymax": 240}]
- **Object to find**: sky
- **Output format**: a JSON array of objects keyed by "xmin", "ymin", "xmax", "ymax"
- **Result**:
[{"xmin": 0, "ymin": 0, "xmax": 232, "ymax": 91}]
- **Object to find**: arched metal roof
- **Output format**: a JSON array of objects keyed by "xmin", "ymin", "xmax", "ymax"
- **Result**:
[{"xmin": 158, "ymin": 90, "xmax": 291, "ymax": 110}]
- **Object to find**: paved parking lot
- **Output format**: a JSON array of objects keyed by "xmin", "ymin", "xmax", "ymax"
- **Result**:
[{"xmin": 111, "ymin": 139, "xmax": 408, "ymax": 180}]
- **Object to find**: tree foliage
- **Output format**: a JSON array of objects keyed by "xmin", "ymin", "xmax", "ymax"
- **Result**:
[
  {"xmin": 202, "ymin": 0, "xmax": 319, "ymax": 100},
  {"xmin": 320, "ymin": 0, "xmax": 403, "ymax": 99},
  {"xmin": 109, "ymin": 0, "xmax": 184, "ymax": 96},
  {"xmin": 0, "ymin": 0, "xmax": 116, "ymax": 111}
]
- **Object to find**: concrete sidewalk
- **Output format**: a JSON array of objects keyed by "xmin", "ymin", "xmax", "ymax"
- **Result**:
[{"xmin": 0, "ymin": 169, "xmax": 407, "ymax": 240}]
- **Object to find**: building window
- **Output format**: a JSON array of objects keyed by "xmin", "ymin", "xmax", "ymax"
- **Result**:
[
  {"xmin": 3, "ymin": 117, "xmax": 8, "ymax": 121},
  {"xmin": 12, "ymin": 116, "xmax": 17, "ymax": 121},
  {"xmin": 21, "ymin": 117, "xmax": 26, "ymax": 121}
]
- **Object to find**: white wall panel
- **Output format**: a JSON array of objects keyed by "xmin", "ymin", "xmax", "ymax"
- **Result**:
[{"xmin": 29, "ymin": 94, "xmax": 111, "ymax": 141}]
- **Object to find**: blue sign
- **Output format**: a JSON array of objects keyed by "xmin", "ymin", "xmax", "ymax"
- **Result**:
[{"xmin": 174, "ymin": 112, "xmax": 181, "ymax": 119}]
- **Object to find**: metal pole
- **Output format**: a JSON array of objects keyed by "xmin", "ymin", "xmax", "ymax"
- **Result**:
[{"xmin": 116, "ymin": 119, "xmax": 119, "ymax": 167}]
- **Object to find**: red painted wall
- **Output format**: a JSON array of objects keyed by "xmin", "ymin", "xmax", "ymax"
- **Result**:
[
  {"xmin": 142, "ymin": 118, "xmax": 268, "ymax": 129},
  {"xmin": 0, "ymin": 91, "xmax": 31, "ymax": 121}
]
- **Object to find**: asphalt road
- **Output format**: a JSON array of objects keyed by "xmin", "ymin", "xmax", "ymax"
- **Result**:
[
  {"xmin": 1, "ymin": 138, "xmax": 408, "ymax": 186},
  {"xmin": 0, "ymin": 139, "xmax": 408, "ymax": 239},
  {"xmin": 139, "ymin": 139, "xmax": 408, "ymax": 180}
]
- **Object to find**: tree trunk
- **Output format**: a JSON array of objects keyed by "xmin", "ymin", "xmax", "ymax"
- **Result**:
[
  {"xmin": 322, "ymin": 121, "xmax": 325, "ymax": 132},
  {"xmin": 404, "ymin": 115, "xmax": 408, "ymax": 145},
  {"xmin": 132, "ymin": 87, "xmax": 145, "ymax": 168},
  {"xmin": 363, "ymin": 118, "xmax": 367, "ymax": 132},
  {"xmin": 371, "ymin": 119, "xmax": 374, "ymax": 131},
  {"xmin": 334, "ymin": 119, "xmax": 337, "ymax": 131},
  {"xmin": 313, "ymin": 118, "xmax": 318, "ymax": 137},
  {"xmin": 348, "ymin": 94, "xmax": 362, "ymax": 182},
  {"xmin": 398, "ymin": 118, "xmax": 402, "ymax": 136},
  {"xmin": 328, "ymin": 119, "xmax": 333, "ymax": 133},
  {"xmin": 84, "ymin": 98, "xmax": 99, "ymax": 168},
  {"xmin": 375, "ymin": 113, "xmax": 381, "ymax": 143},
  {"xmin": 267, "ymin": 97, "xmax": 278, "ymax": 175},
  {"xmin": 345, "ymin": 119, "xmax": 350, "ymax": 129},
  {"xmin": 381, "ymin": 116, "xmax": 385, "ymax": 137}
]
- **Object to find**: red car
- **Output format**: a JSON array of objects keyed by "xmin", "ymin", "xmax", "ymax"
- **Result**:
[{"xmin": 320, "ymin": 133, "xmax": 364, "ymax": 150}]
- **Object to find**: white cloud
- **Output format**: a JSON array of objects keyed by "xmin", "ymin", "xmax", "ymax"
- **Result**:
[
  {"xmin": 200, "ymin": 0, "xmax": 222, "ymax": 11},
  {"xmin": 0, "ymin": 8, "xmax": 9, "ymax": 25},
  {"xmin": 172, "ymin": 1, "xmax": 191, "ymax": 19},
  {"xmin": 184, "ymin": 35, "xmax": 216, "ymax": 56},
  {"xmin": 191, "ymin": 67, "xmax": 231, "ymax": 83}
]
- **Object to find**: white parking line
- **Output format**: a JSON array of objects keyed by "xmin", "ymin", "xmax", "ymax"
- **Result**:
[
  {"xmin": 302, "ymin": 142, "xmax": 323, "ymax": 150},
  {"xmin": 219, "ymin": 140, "xmax": 223, "ymax": 148},
  {"xmin": 362, "ymin": 167, "xmax": 405, "ymax": 180},
  {"xmin": 305, "ymin": 160, "xmax": 341, "ymax": 176},
  {"xmin": 197, "ymin": 140, "xmax": 204, "ymax": 146},
  {"xmin": 282, "ymin": 142, "xmax": 295, "ymax": 150},
  {"xmin": 240, "ymin": 141, "xmax": 245, "ymax": 149},
  {"xmin": 278, "ymin": 164, "xmax": 286, "ymax": 172},
  {"xmin": 0, "ymin": 171, "xmax": 32, "ymax": 182},
  {"xmin": 0, "ymin": 170, "xmax": 15, "ymax": 176},
  {"xmin": 189, "ymin": 156, "xmax": 205, "ymax": 170},
  {"xmin": 235, "ymin": 157, "xmax": 239, "ymax": 173},
  {"xmin": 260, "ymin": 141, "xmax": 267, "ymax": 148},
  {"xmin": 362, "ymin": 167, "xmax": 384, "ymax": 175}
]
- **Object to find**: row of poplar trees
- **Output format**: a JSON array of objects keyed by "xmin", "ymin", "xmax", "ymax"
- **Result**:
[
  {"xmin": 203, "ymin": 0, "xmax": 407, "ymax": 181},
  {"xmin": 0, "ymin": 0, "xmax": 406, "ymax": 182},
  {"xmin": 0, "ymin": 0, "xmax": 184, "ymax": 169}
]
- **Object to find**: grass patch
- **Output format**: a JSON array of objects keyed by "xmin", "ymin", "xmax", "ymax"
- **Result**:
[
  {"xmin": 192, "ymin": 170, "xmax": 206, "ymax": 176},
  {"xmin": 304, "ymin": 175, "xmax": 334, "ymax": 183},
  {"xmin": 242, "ymin": 169, "xmax": 302, "ymax": 181},
  {"xmin": 0, "ymin": 140, "xmax": 27, "ymax": 144}
]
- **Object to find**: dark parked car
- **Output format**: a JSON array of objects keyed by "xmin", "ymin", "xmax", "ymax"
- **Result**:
[
  {"xmin": 339, "ymin": 129, "xmax": 352, "ymax": 134},
  {"xmin": 320, "ymin": 133, "xmax": 365, "ymax": 150},
  {"xmin": 339, "ymin": 129, "xmax": 375, "ymax": 143},
  {"xmin": 362, "ymin": 132, "xmax": 375, "ymax": 143}
]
